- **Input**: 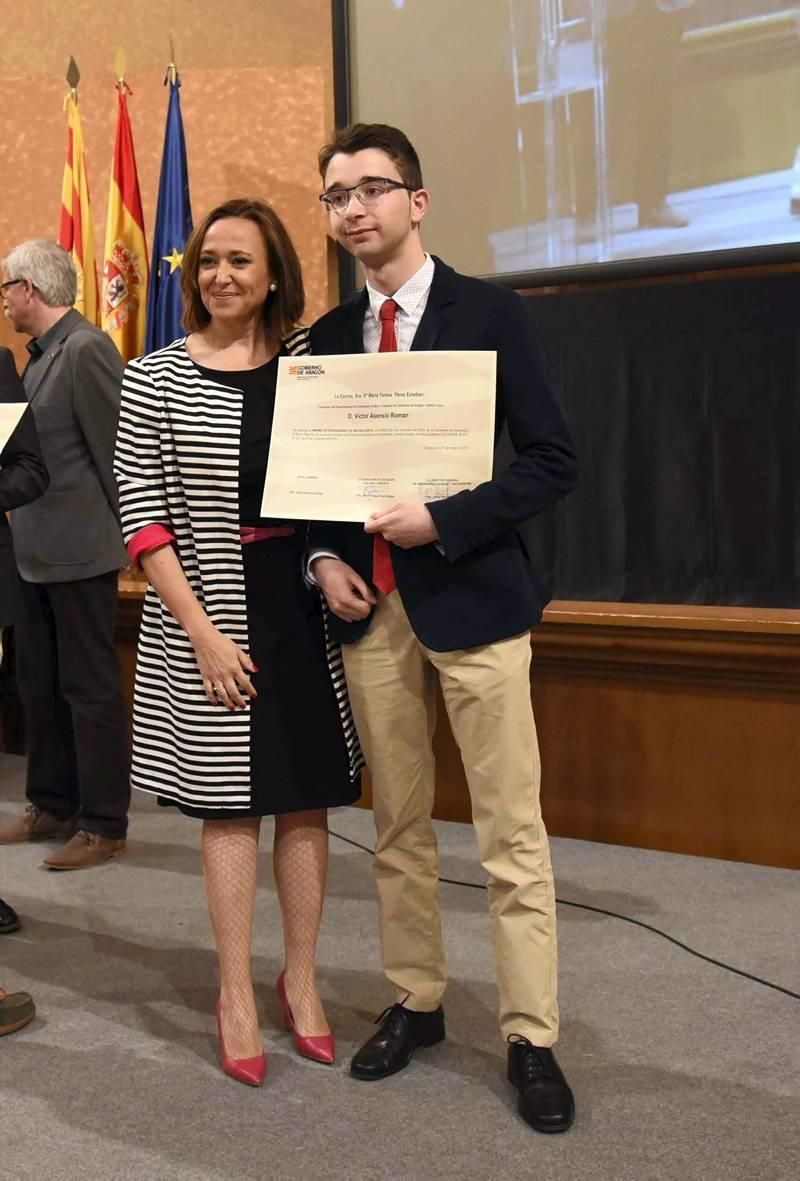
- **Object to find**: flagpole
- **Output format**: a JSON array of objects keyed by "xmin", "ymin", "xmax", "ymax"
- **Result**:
[
  {"xmin": 167, "ymin": 34, "xmax": 178, "ymax": 86},
  {"xmin": 59, "ymin": 57, "xmax": 100, "ymax": 325},
  {"xmin": 145, "ymin": 44, "xmax": 193, "ymax": 354},
  {"xmin": 102, "ymin": 48, "xmax": 149, "ymax": 361},
  {"xmin": 114, "ymin": 47, "xmax": 129, "ymax": 100},
  {"xmin": 65, "ymin": 54, "xmax": 79, "ymax": 109}
]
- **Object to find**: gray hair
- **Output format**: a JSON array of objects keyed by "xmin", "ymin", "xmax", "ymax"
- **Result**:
[{"xmin": 3, "ymin": 239, "xmax": 77, "ymax": 307}]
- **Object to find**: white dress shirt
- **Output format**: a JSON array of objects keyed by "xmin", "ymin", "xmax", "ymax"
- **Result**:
[
  {"xmin": 363, "ymin": 253, "xmax": 435, "ymax": 353},
  {"xmin": 307, "ymin": 255, "xmax": 438, "ymax": 580}
]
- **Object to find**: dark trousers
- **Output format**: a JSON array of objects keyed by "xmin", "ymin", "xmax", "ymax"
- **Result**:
[{"xmin": 16, "ymin": 571, "xmax": 130, "ymax": 839}]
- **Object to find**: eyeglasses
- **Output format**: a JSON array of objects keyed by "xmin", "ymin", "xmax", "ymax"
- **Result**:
[
  {"xmin": 319, "ymin": 177, "xmax": 415, "ymax": 214},
  {"xmin": 0, "ymin": 278, "xmax": 24, "ymax": 294}
]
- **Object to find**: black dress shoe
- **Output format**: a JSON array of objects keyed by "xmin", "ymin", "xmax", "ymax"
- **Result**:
[
  {"xmin": 507, "ymin": 1036, "xmax": 575, "ymax": 1133},
  {"xmin": 350, "ymin": 1004, "xmax": 445, "ymax": 1080},
  {"xmin": 0, "ymin": 897, "xmax": 21, "ymax": 935}
]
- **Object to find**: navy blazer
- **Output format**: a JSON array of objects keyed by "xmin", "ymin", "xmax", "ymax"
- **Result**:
[
  {"xmin": 308, "ymin": 258, "xmax": 577, "ymax": 652},
  {"xmin": 0, "ymin": 348, "xmax": 48, "ymax": 626}
]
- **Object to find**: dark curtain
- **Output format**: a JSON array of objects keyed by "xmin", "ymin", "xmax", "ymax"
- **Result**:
[{"xmin": 516, "ymin": 270, "xmax": 799, "ymax": 606}]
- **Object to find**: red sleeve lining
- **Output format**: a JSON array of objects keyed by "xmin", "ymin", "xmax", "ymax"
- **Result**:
[{"xmin": 127, "ymin": 523, "xmax": 176, "ymax": 567}]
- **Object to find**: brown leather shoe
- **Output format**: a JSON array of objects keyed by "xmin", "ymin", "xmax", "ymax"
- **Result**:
[
  {"xmin": 0, "ymin": 987, "xmax": 36, "ymax": 1036},
  {"xmin": 42, "ymin": 830, "xmax": 126, "ymax": 871},
  {"xmin": 0, "ymin": 805, "xmax": 76, "ymax": 845}
]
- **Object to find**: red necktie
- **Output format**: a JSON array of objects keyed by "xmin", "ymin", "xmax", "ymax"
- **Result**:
[{"xmin": 372, "ymin": 299, "xmax": 398, "ymax": 594}]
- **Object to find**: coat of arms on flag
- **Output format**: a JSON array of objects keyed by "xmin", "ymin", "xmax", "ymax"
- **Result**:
[{"xmin": 102, "ymin": 239, "xmax": 146, "ymax": 333}]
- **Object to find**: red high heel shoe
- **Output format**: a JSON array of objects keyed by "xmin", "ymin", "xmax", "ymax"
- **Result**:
[
  {"xmin": 276, "ymin": 971, "xmax": 335, "ymax": 1065},
  {"xmin": 215, "ymin": 999, "xmax": 267, "ymax": 1086}
]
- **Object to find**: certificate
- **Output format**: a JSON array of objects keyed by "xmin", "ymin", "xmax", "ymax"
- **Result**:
[
  {"xmin": 0, "ymin": 404, "xmax": 27, "ymax": 456},
  {"xmin": 260, "ymin": 351, "xmax": 497, "ymax": 522}
]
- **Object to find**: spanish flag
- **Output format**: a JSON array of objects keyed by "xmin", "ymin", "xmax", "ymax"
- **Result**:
[
  {"xmin": 59, "ymin": 92, "xmax": 99, "ymax": 325},
  {"xmin": 101, "ymin": 84, "xmax": 148, "ymax": 360}
]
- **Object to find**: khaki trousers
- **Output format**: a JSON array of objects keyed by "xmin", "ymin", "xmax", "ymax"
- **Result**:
[{"xmin": 341, "ymin": 591, "xmax": 559, "ymax": 1045}]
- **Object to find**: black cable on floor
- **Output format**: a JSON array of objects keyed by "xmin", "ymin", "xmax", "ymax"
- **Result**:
[{"xmin": 329, "ymin": 828, "xmax": 800, "ymax": 1003}]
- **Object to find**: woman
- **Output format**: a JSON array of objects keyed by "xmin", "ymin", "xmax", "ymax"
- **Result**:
[
  {"xmin": 0, "ymin": 344, "xmax": 48, "ymax": 1035},
  {"xmin": 114, "ymin": 199, "xmax": 362, "ymax": 1087}
]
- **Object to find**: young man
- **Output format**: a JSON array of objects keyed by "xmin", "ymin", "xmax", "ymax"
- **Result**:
[{"xmin": 309, "ymin": 125, "xmax": 578, "ymax": 1133}]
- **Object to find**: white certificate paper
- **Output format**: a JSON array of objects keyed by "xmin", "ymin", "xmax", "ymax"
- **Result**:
[
  {"xmin": 0, "ymin": 404, "xmax": 27, "ymax": 456},
  {"xmin": 261, "ymin": 351, "xmax": 497, "ymax": 522}
]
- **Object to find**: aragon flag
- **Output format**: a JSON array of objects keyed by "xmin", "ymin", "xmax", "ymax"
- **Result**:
[
  {"xmin": 59, "ymin": 90, "xmax": 99, "ymax": 325},
  {"xmin": 145, "ymin": 71, "xmax": 193, "ymax": 353},
  {"xmin": 101, "ymin": 83, "xmax": 149, "ymax": 361}
]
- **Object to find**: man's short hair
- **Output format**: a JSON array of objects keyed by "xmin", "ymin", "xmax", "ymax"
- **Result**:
[
  {"xmin": 318, "ymin": 123, "xmax": 423, "ymax": 191},
  {"xmin": 3, "ymin": 240, "xmax": 78, "ymax": 308}
]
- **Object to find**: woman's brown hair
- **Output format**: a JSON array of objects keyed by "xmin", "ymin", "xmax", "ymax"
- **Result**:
[{"xmin": 180, "ymin": 197, "xmax": 305, "ymax": 340}]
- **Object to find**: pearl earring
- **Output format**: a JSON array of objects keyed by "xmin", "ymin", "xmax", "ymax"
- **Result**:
[{"xmin": 269, "ymin": 282, "xmax": 278, "ymax": 292}]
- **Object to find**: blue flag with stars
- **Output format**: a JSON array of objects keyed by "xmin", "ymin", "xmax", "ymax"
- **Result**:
[{"xmin": 145, "ymin": 74, "xmax": 192, "ymax": 353}]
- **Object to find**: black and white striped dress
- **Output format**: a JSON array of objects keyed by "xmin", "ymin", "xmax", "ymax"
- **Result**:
[{"xmin": 114, "ymin": 330, "xmax": 363, "ymax": 817}]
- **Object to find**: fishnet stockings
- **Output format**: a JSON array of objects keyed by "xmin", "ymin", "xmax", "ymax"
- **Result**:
[
  {"xmin": 273, "ymin": 809, "xmax": 330, "ymax": 1037},
  {"xmin": 202, "ymin": 817, "xmax": 263, "ymax": 1060}
]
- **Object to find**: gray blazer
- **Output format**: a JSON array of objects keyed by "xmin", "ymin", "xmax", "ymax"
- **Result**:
[{"xmin": 10, "ymin": 309, "xmax": 128, "ymax": 584}]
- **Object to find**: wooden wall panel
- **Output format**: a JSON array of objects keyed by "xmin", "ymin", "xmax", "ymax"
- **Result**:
[
  {"xmin": 360, "ymin": 602, "xmax": 800, "ymax": 871},
  {"xmin": 113, "ymin": 590, "xmax": 800, "ymax": 869}
]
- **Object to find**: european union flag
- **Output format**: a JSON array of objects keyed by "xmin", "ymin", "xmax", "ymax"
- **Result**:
[{"xmin": 145, "ymin": 74, "xmax": 192, "ymax": 353}]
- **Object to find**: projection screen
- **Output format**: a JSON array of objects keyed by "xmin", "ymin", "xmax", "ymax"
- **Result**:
[{"xmin": 343, "ymin": 0, "xmax": 800, "ymax": 283}]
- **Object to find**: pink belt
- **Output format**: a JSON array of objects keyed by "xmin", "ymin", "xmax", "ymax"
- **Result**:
[{"xmin": 240, "ymin": 525, "xmax": 296, "ymax": 545}]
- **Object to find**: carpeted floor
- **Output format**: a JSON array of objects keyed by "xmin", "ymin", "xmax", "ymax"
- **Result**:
[{"xmin": 1, "ymin": 752, "xmax": 798, "ymax": 1181}]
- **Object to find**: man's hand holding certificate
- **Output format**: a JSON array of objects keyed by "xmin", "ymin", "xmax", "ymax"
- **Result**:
[{"xmin": 260, "ymin": 351, "xmax": 497, "ymax": 522}]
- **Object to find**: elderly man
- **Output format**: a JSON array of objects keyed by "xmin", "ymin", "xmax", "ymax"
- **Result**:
[{"xmin": 0, "ymin": 240, "xmax": 130, "ymax": 870}]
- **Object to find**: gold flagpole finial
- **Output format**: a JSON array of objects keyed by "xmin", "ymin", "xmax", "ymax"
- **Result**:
[
  {"xmin": 65, "ymin": 55, "xmax": 80, "ymax": 105},
  {"xmin": 114, "ymin": 48, "xmax": 127, "ymax": 88},
  {"xmin": 166, "ymin": 34, "xmax": 178, "ymax": 86}
]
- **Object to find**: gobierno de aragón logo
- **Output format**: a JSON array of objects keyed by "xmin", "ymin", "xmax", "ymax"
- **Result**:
[{"xmin": 287, "ymin": 363, "xmax": 326, "ymax": 377}]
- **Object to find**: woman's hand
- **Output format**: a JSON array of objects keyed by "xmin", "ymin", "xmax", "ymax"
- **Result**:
[
  {"xmin": 190, "ymin": 620, "xmax": 258, "ymax": 710},
  {"xmin": 138, "ymin": 546, "xmax": 256, "ymax": 709}
]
